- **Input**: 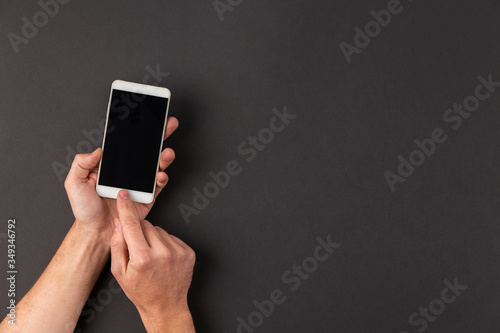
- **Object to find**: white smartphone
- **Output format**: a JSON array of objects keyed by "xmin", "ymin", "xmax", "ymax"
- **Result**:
[{"xmin": 96, "ymin": 80, "xmax": 171, "ymax": 204}]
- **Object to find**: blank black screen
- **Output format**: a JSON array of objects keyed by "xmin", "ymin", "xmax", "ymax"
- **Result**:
[{"xmin": 98, "ymin": 89, "xmax": 168, "ymax": 193}]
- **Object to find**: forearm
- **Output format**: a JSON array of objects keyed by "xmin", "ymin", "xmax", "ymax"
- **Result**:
[{"xmin": 0, "ymin": 221, "xmax": 110, "ymax": 333}]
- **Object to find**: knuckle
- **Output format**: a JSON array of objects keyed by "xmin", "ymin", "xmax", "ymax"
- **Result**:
[
  {"xmin": 72, "ymin": 153, "xmax": 83, "ymax": 166},
  {"xmin": 186, "ymin": 247, "xmax": 196, "ymax": 263},
  {"xmin": 142, "ymin": 220, "xmax": 153, "ymax": 227},
  {"xmin": 157, "ymin": 247, "xmax": 172, "ymax": 261},
  {"xmin": 188, "ymin": 247, "xmax": 196, "ymax": 259},
  {"xmin": 175, "ymin": 246, "xmax": 194, "ymax": 262},
  {"xmin": 134, "ymin": 252, "xmax": 152, "ymax": 268},
  {"xmin": 110, "ymin": 236, "xmax": 120, "ymax": 248},
  {"xmin": 121, "ymin": 217, "xmax": 139, "ymax": 227}
]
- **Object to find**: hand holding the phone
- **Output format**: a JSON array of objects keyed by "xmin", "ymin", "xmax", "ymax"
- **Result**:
[
  {"xmin": 64, "ymin": 117, "xmax": 179, "ymax": 242},
  {"xmin": 111, "ymin": 190, "xmax": 196, "ymax": 333}
]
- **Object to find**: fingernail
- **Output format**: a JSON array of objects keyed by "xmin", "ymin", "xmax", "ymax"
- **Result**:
[
  {"xmin": 89, "ymin": 148, "xmax": 97, "ymax": 157},
  {"xmin": 119, "ymin": 190, "xmax": 129, "ymax": 200}
]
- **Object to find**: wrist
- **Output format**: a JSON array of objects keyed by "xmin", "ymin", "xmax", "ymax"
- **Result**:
[
  {"xmin": 73, "ymin": 220, "xmax": 111, "ymax": 249},
  {"xmin": 138, "ymin": 304, "xmax": 194, "ymax": 333}
]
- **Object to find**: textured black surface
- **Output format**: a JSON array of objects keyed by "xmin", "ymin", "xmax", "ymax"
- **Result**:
[{"xmin": 1, "ymin": 0, "xmax": 500, "ymax": 332}]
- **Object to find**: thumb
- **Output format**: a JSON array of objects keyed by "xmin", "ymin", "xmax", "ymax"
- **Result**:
[
  {"xmin": 110, "ymin": 218, "xmax": 128, "ymax": 277},
  {"xmin": 67, "ymin": 148, "xmax": 102, "ymax": 183}
]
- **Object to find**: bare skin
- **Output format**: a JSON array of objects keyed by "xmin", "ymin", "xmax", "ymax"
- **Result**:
[
  {"xmin": 0, "ymin": 117, "xmax": 195, "ymax": 333},
  {"xmin": 111, "ymin": 190, "xmax": 196, "ymax": 333}
]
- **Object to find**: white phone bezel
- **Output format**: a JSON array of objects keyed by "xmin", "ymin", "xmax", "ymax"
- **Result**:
[{"xmin": 95, "ymin": 80, "xmax": 171, "ymax": 204}]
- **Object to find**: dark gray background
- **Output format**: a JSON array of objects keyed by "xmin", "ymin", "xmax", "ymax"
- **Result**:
[{"xmin": 1, "ymin": 0, "xmax": 500, "ymax": 332}]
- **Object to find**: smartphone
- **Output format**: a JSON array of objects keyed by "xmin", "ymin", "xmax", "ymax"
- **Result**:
[{"xmin": 96, "ymin": 80, "xmax": 171, "ymax": 204}]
